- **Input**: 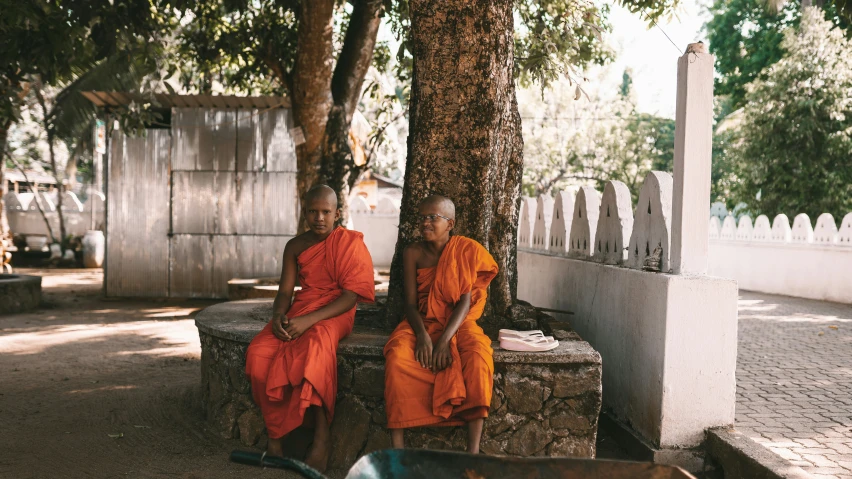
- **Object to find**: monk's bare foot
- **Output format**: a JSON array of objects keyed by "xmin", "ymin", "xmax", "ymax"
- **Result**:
[
  {"xmin": 390, "ymin": 428, "xmax": 405, "ymax": 449},
  {"xmin": 467, "ymin": 419, "xmax": 484, "ymax": 454},
  {"xmin": 305, "ymin": 406, "xmax": 330, "ymax": 472},
  {"xmin": 304, "ymin": 439, "xmax": 329, "ymax": 472},
  {"xmin": 267, "ymin": 436, "xmax": 285, "ymax": 457}
]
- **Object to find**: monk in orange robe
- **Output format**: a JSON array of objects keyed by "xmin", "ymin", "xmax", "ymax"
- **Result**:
[
  {"xmin": 246, "ymin": 185, "xmax": 375, "ymax": 471},
  {"xmin": 384, "ymin": 195, "xmax": 498, "ymax": 453}
]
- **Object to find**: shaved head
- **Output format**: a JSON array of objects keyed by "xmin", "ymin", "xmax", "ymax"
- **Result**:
[
  {"xmin": 419, "ymin": 195, "xmax": 455, "ymax": 220},
  {"xmin": 305, "ymin": 184, "xmax": 338, "ymax": 208}
]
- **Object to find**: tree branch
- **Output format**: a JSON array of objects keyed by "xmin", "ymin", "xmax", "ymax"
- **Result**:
[
  {"xmin": 331, "ymin": 0, "xmax": 383, "ymax": 122},
  {"xmin": 33, "ymin": 79, "xmax": 67, "ymax": 243},
  {"xmin": 292, "ymin": 0, "xmax": 336, "ymax": 155},
  {"xmin": 262, "ymin": 43, "xmax": 294, "ymax": 94},
  {"xmin": 365, "ymin": 107, "xmax": 408, "ymax": 164},
  {"xmin": 5, "ymin": 150, "xmax": 57, "ymax": 244}
]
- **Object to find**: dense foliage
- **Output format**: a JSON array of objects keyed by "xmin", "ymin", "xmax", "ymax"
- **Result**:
[
  {"xmin": 728, "ymin": 8, "xmax": 852, "ymax": 220},
  {"xmin": 705, "ymin": 0, "xmax": 849, "ymax": 111}
]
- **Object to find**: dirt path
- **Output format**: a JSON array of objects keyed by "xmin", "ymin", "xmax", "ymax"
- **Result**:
[{"xmin": 0, "ymin": 269, "xmax": 297, "ymax": 478}]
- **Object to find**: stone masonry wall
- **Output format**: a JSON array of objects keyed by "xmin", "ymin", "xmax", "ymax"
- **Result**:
[
  {"xmin": 0, "ymin": 274, "xmax": 42, "ymax": 314},
  {"xmin": 196, "ymin": 299, "xmax": 602, "ymax": 475}
]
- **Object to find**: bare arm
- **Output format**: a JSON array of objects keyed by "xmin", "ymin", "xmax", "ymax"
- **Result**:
[
  {"xmin": 270, "ymin": 240, "xmax": 300, "ymax": 340},
  {"xmin": 432, "ymin": 293, "xmax": 471, "ymax": 372},
  {"xmin": 438, "ymin": 292, "xmax": 471, "ymax": 345},
  {"xmin": 291, "ymin": 290, "xmax": 358, "ymax": 325},
  {"xmin": 403, "ymin": 245, "xmax": 428, "ymax": 338},
  {"xmin": 283, "ymin": 290, "xmax": 358, "ymax": 339},
  {"xmin": 273, "ymin": 241, "xmax": 299, "ymax": 318},
  {"xmin": 404, "ymin": 245, "xmax": 434, "ymax": 369}
]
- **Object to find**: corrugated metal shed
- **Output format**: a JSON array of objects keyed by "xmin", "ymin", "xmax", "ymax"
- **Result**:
[
  {"xmin": 105, "ymin": 130, "xmax": 171, "ymax": 297},
  {"xmin": 91, "ymin": 93, "xmax": 298, "ymax": 298}
]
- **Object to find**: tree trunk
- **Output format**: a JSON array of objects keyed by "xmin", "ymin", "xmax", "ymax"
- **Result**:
[
  {"xmin": 385, "ymin": 0, "xmax": 525, "ymax": 336},
  {"xmin": 34, "ymin": 83, "xmax": 67, "ymax": 245},
  {"xmin": 0, "ymin": 122, "xmax": 11, "ymax": 244},
  {"xmin": 286, "ymin": 0, "xmax": 382, "ymax": 230},
  {"xmin": 319, "ymin": 0, "xmax": 383, "ymax": 226},
  {"xmin": 319, "ymin": 105, "xmax": 362, "ymax": 227},
  {"xmin": 291, "ymin": 0, "xmax": 336, "ymax": 219}
]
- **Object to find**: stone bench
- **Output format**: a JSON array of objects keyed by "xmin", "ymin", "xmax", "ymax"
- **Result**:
[
  {"xmin": 0, "ymin": 274, "xmax": 42, "ymax": 314},
  {"xmin": 195, "ymin": 299, "xmax": 602, "ymax": 473}
]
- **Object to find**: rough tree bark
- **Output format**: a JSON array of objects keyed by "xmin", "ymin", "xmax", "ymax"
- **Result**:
[
  {"xmin": 280, "ymin": 0, "xmax": 382, "ymax": 229},
  {"xmin": 290, "ymin": 0, "xmax": 336, "ymax": 207},
  {"xmin": 319, "ymin": 0, "xmax": 383, "ymax": 226},
  {"xmin": 385, "ymin": 0, "xmax": 525, "ymax": 336}
]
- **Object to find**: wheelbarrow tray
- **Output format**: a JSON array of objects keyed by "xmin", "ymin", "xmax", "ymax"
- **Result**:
[{"xmin": 231, "ymin": 449, "xmax": 697, "ymax": 479}]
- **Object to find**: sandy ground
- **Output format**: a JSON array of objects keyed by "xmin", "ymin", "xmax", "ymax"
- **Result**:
[
  {"xmin": 0, "ymin": 269, "xmax": 296, "ymax": 479},
  {"xmin": 1, "ymin": 269, "xmax": 631, "ymax": 479}
]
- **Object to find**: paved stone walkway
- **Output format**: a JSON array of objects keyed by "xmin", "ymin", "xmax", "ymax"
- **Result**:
[{"xmin": 736, "ymin": 291, "xmax": 852, "ymax": 479}]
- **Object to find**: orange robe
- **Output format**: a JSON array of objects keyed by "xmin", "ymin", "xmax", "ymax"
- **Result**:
[
  {"xmin": 246, "ymin": 227, "xmax": 375, "ymax": 439},
  {"xmin": 384, "ymin": 236, "xmax": 499, "ymax": 429}
]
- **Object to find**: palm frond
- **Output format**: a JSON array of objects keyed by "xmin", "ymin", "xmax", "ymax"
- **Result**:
[{"xmin": 49, "ymin": 53, "xmax": 159, "ymax": 146}]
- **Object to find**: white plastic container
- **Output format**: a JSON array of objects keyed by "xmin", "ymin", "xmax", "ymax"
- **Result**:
[
  {"xmin": 49, "ymin": 243, "xmax": 62, "ymax": 259},
  {"xmin": 82, "ymin": 230, "xmax": 105, "ymax": 268}
]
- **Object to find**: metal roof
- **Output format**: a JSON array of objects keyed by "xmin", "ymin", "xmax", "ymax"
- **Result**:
[{"xmin": 81, "ymin": 91, "xmax": 291, "ymax": 109}]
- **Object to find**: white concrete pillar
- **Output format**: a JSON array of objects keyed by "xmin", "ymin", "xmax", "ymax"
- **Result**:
[{"xmin": 671, "ymin": 43, "xmax": 714, "ymax": 275}]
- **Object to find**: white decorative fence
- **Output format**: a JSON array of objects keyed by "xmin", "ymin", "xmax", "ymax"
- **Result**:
[
  {"xmin": 516, "ymin": 169, "xmax": 737, "ymax": 450},
  {"xmin": 4, "ymin": 191, "xmax": 105, "ymax": 243},
  {"xmin": 516, "ymin": 46, "xmax": 738, "ymax": 452},
  {"xmin": 708, "ymin": 210, "xmax": 852, "ymax": 303},
  {"xmin": 519, "ymin": 174, "xmax": 676, "ymax": 272}
]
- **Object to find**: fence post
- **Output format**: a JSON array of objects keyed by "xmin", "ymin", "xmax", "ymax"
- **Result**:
[{"xmin": 671, "ymin": 43, "xmax": 715, "ymax": 275}]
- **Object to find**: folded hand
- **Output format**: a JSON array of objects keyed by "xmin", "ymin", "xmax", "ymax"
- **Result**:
[
  {"xmin": 271, "ymin": 314, "xmax": 291, "ymax": 341},
  {"xmin": 284, "ymin": 316, "xmax": 316, "ymax": 340},
  {"xmin": 431, "ymin": 339, "xmax": 453, "ymax": 373},
  {"xmin": 415, "ymin": 334, "xmax": 433, "ymax": 369}
]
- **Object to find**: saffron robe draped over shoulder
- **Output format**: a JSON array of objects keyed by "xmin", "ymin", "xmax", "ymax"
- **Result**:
[
  {"xmin": 383, "ymin": 236, "xmax": 499, "ymax": 429},
  {"xmin": 246, "ymin": 227, "xmax": 375, "ymax": 439}
]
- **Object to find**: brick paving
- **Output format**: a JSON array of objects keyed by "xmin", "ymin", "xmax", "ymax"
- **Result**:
[{"xmin": 736, "ymin": 291, "xmax": 852, "ymax": 479}]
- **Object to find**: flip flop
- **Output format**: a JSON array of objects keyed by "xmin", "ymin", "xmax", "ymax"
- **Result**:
[
  {"xmin": 499, "ymin": 336, "xmax": 560, "ymax": 352},
  {"xmin": 498, "ymin": 329, "xmax": 545, "ymax": 340}
]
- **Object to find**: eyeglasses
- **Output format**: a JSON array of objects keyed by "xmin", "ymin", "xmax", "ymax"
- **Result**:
[{"xmin": 419, "ymin": 214, "xmax": 452, "ymax": 223}]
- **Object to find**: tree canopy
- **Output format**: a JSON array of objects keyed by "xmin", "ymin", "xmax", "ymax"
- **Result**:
[
  {"xmin": 706, "ymin": 0, "xmax": 849, "ymax": 111},
  {"xmin": 728, "ymin": 8, "xmax": 852, "ymax": 220},
  {"xmin": 0, "ymin": 0, "xmax": 174, "ymax": 130}
]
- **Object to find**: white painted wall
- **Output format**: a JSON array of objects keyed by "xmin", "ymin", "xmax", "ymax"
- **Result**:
[
  {"xmin": 518, "ymin": 250, "xmax": 738, "ymax": 448},
  {"xmin": 350, "ymin": 212, "xmax": 399, "ymax": 268},
  {"xmin": 708, "ymin": 212, "xmax": 852, "ymax": 303},
  {"xmin": 708, "ymin": 241, "xmax": 852, "ymax": 304}
]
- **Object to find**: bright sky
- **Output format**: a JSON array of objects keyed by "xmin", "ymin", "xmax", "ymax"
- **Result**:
[{"xmin": 597, "ymin": 0, "xmax": 712, "ymax": 118}]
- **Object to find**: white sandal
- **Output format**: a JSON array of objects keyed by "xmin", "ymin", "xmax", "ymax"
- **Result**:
[
  {"xmin": 499, "ymin": 329, "xmax": 547, "ymax": 340},
  {"xmin": 499, "ymin": 336, "xmax": 560, "ymax": 352}
]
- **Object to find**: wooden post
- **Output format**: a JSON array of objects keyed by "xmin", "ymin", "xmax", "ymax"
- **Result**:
[{"xmin": 671, "ymin": 43, "xmax": 714, "ymax": 275}]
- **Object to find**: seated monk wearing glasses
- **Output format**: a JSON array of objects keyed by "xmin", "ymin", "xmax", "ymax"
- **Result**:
[
  {"xmin": 245, "ymin": 185, "xmax": 375, "ymax": 472},
  {"xmin": 383, "ymin": 195, "xmax": 499, "ymax": 453}
]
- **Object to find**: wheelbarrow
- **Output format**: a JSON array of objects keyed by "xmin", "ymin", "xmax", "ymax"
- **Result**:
[{"xmin": 230, "ymin": 449, "xmax": 697, "ymax": 479}]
